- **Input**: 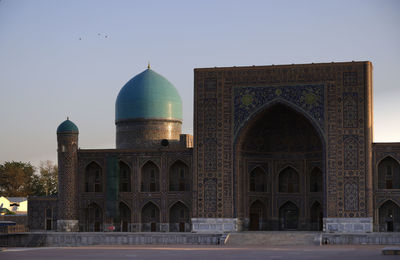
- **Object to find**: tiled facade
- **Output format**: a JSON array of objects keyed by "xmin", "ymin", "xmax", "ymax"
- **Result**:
[{"xmin": 29, "ymin": 62, "xmax": 400, "ymax": 233}]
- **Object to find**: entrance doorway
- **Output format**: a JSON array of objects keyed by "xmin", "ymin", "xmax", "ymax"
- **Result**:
[
  {"xmin": 279, "ymin": 201, "xmax": 299, "ymax": 230},
  {"xmin": 249, "ymin": 200, "xmax": 265, "ymax": 231}
]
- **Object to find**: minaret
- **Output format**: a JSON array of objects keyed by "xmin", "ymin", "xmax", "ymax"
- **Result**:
[{"xmin": 56, "ymin": 117, "xmax": 79, "ymax": 232}]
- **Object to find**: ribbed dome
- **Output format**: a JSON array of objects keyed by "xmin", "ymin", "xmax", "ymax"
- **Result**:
[
  {"xmin": 57, "ymin": 118, "xmax": 79, "ymax": 134},
  {"xmin": 115, "ymin": 68, "xmax": 182, "ymax": 122}
]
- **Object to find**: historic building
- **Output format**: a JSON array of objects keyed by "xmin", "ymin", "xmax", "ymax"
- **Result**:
[{"xmin": 28, "ymin": 61, "xmax": 400, "ymax": 233}]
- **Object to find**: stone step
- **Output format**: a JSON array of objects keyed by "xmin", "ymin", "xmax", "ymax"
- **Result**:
[{"xmin": 224, "ymin": 231, "xmax": 322, "ymax": 246}]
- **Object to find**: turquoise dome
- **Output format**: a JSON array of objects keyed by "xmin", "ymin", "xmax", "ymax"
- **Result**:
[
  {"xmin": 57, "ymin": 118, "xmax": 79, "ymax": 134},
  {"xmin": 115, "ymin": 68, "xmax": 182, "ymax": 122}
]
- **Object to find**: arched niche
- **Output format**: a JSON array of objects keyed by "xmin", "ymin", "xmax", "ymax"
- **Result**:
[
  {"xmin": 249, "ymin": 200, "xmax": 266, "ymax": 231},
  {"xmin": 378, "ymin": 156, "xmax": 400, "ymax": 189},
  {"xmin": 169, "ymin": 201, "xmax": 190, "ymax": 232},
  {"xmin": 141, "ymin": 202, "xmax": 160, "ymax": 232},
  {"xmin": 279, "ymin": 201, "xmax": 299, "ymax": 230},
  {"xmin": 141, "ymin": 161, "xmax": 160, "ymax": 192},
  {"xmin": 379, "ymin": 200, "xmax": 400, "ymax": 232},
  {"xmin": 169, "ymin": 160, "xmax": 190, "ymax": 191},
  {"xmin": 119, "ymin": 161, "xmax": 132, "ymax": 192},
  {"xmin": 85, "ymin": 202, "xmax": 103, "ymax": 232},
  {"xmin": 235, "ymin": 102, "xmax": 324, "ymax": 230},
  {"xmin": 310, "ymin": 201, "xmax": 323, "ymax": 231},
  {"xmin": 249, "ymin": 167, "xmax": 267, "ymax": 192},
  {"xmin": 279, "ymin": 167, "xmax": 299, "ymax": 193},
  {"xmin": 310, "ymin": 167, "xmax": 323, "ymax": 192},
  {"xmin": 85, "ymin": 162, "xmax": 102, "ymax": 193},
  {"xmin": 119, "ymin": 202, "xmax": 131, "ymax": 232}
]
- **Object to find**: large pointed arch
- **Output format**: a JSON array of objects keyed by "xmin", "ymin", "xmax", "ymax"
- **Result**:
[{"xmin": 234, "ymin": 100, "xmax": 325, "ymax": 231}]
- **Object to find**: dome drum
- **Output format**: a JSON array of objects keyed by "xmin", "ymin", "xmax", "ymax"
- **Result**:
[{"xmin": 116, "ymin": 118, "xmax": 182, "ymax": 149}]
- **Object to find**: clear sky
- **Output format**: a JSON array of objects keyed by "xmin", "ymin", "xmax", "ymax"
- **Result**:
[{"xmin": 0, "ymin": 0, "xmax": 399, "ymax": 168}]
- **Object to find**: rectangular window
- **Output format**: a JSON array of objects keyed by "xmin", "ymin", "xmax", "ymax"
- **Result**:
[{"xmin": 386, "ymin": 180, "xmax": 393, "ymax": 189}]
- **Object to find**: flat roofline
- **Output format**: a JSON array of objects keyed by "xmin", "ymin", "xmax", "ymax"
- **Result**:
[
  {"xmin": 194, "ymin": 61, "xmax": 372, "ymax": 71},
  {"xmin": 373, "ymin": 142, "xmax": 400, "ymax": 145},
  {"xmin": 78, "ymin": 148, "xmax": 193, "ymax": 153}
]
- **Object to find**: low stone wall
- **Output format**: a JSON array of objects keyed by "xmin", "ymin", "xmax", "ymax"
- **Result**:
[
  {"xmin": 0, "ymin": 232, "xmax": 222, "ymax": 247},
  {"xmin": 322, "ymin": 233, "xmax": 400, "ymax": 245}
]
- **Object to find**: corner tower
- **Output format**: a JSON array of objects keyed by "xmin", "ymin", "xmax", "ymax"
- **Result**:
[
  {"xmin": 56, "ymin": 118, "xmax": 79, "ymax": 231},
  {"xmin": 115, "ymin": 66, "xmax": 182, "ymax": 149}
]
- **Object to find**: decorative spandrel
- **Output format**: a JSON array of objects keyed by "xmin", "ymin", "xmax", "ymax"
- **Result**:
[{"xmin": 234, "ymin": 84, "xmax": 325, "ymax": 136}]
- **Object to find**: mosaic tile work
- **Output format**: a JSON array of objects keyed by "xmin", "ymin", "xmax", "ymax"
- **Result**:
[{"xmin": 234, "ymin": 84, "xmax": 325, "ymax": 136}]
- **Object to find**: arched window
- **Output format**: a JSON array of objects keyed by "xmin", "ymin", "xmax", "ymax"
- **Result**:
[
  {"xmin": 169, "ymin": 161, "xmax": 190, "ymax": 191},
  {"xmin": 85, "ymin": 202, "xmax": 102, "ymax": 232},
  {"xmin": 249, "ymin": 167, "xmax": 267, "ymax": 192},
  {"xmin": 85, "ymin": 162, "xmax": 102, "ymax": 192},
  {"xmin": 169, "ymin": 201, "xmax": 190, "ymax": 232},
  {"xmin": 378, "ymin": 157, "xmax": 400, "ymax": 189},
  {"xmin": 141, "ymin": 161, "xmax": 159, "ymax": 192},
  {"xmin": 310, "ymin": 167, "xmax": 323, "ymax": 192},
  {"xmin": 279, "ymin": 167, "xmax": 299, "ymax": 193},
  {"xmin": 119, "ymin": 202, "xmax": 131, "ymax": 232},
  {"xmin": 379, "ymin": 200, "xmax": 400, "ymax": 232},
  {"xmin": 141, "ymin": 202, "xmax": 160, "ymax": 232},
  {"xmin": 119, "ymin": 161, "xmax": 131, "ymax": 192}
]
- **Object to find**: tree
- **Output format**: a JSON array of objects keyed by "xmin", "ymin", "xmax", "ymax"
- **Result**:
[
  {"xmin": 0, "ymin": 161, "xmax": 35, "ymax": 197},
  {"xmin": 36, "ymin": 160, "xmax": 58, "ymax": 196}
]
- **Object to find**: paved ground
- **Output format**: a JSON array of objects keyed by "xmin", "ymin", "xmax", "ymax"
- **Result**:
[{"xmin": 0, "ymin": 245, "xmax": 397, "ymax": 260}]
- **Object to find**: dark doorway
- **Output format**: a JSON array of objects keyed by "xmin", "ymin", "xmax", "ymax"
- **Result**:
[
  {"xmin": 141, "ymin": 202, "xmax": 160, "ymax": 232},
  {"xmin": 179, "ymin": 222, "xmax": 185, "ymax": 232},
  {"xmin": 86, "ymin": 202, "xmax": 103, "ymax": 232},
  {"xmin": 151, "ymin": 222, "xmax": 156, "ymax": 232},
  {"xmin": 169, "ymin": 202, "xmax": 190, "ymax": 232},
  {"xmin": 387, "ymin": 221, "xmax": 394, "ymax": 232},
  {"xmin": 249, "ymin": 200, "xmax": 265, "ymax": 231},
  {"xmin": 379, "ymin": 200, "xmax": 400, "ymax": 232},
  {"xmin": 119, "ymin": 202, "xmax": 131, "ymax": 232},
  {"xmin": 279, "ymin": 201, "xmax": 299, "ymax": 230},
  {"xmin": 249, "ymin": 213, "xmax": 259, "ymax": 231},
  {"xmin": 310, "ymin": 201, "xmax": 323, "ymax": 231}
]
